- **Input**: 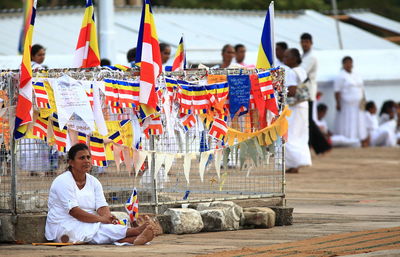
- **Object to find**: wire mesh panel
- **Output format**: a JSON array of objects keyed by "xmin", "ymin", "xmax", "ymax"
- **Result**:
[{"xmin": 0, "ymin": 68, "xmax": 286, "ymax": 214}]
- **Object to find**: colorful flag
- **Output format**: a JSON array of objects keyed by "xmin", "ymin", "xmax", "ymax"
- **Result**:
[
  {"xmin": 86, "ymin": 83, "xmax": 94, "ymax": 108},
  {"xmin": 73, "ymin": 0, "xmax": 100, "ymax": 68},
  {"xmin": 143, "ymin": 115, "xmax": 163, "ymax": 138},
  {"xmin": 208, "ymin": 118, "xmax": 228, "ymax": 141},
  {"xmin": 18, "ymin": 0, "xmax": 33, "ymax": 54},
  {"xmin": 89, "ymin": 135, "xmax": 107, "ymax": 167},
  {"xmin": 171, "ymin": 36, "xmax": 186, "ymax": 71},
  {"xmin": 256, "ymin": 1, "xmax": 275, "ymax": 69},
  {"xmin": 258, "ymin": 71, "xmax": 278, "ymax": 115},
  {"xmin": 77, "ymin": 132, "xmax": 87, "ymax": 144},
  {"xmin": 14, "ymin": 0, "xmax": 37, "ymax": 140},
  {"xmin": 136, "ymin": 0, "xmax": 162, "ymax": 110},
  {"xmin": 125, "ymin": 188, "xmax": 139, "ymax": 222},
  {"xmin": 52, "ymin": 116, "xmax": 67, "ymax": 153},
  {"xmin": 179, "ymin": 83, "xmax": 211, "ymax": 115},
  {"xmin": 108, "ymin": 131, "xmax": 123, "ymax": 145},
  {"xmin": 32, "ymin": 116, "xmax": 48, "ymax": 141},
  {"xmin": 32, "ymin": 81, "xmax": 51, "ymax": 109},
  {"xmin": 181, "ymin": 114, "xmax": 196, "ymax": 132},
  {"xmin": 117, "ymin": 80, "xmax": 140, "ymax": 108}
]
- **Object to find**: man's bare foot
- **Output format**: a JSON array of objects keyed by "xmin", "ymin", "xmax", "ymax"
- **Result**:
[{"xmin": 133, "ymin": 226, "xmax": 154, "ymax": 245}]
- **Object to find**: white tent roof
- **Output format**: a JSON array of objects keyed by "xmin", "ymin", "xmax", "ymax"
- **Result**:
[
  {"xmin": 0, "ymin": 7, "xmax": 399, "ymax": 83},
  {"xmin": 346, "ymin": 11, "xmax": 400, "ymax": 35}
]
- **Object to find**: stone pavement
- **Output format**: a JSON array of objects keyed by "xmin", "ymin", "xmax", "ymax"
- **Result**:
[{"xmin": 0, "ymin": 147, "xmax": 399, "ymax": 256}]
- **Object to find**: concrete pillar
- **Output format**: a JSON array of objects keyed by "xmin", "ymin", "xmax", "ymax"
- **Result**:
[{"xmin": 98, "ymin": 0, "xmax": 116, "ymax": 64}]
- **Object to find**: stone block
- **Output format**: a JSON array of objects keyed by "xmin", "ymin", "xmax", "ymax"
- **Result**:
[
  {"xmin": 164, "ymin": 208, "xmax": 203, "ymax": 234},
  {"xmin": 200, "ymin": 208, "xmax": 230, "ymax": 232},
  {"xmin": 15, "ymin": 214, "xmax": 47, "ymax": 243},
  {"xmin": 269, "ymin": 206, "xmax": 293, "ymax": 226},
  {"xmin": 209, "ymin": 201, "xmax": 243, "ymax": 229},
  {"xmin": 243, "ymin": 207, "xmax": 276, "ymax": 228},
  {"xmin": 0, "ymin": 214, "xmax": 16, "ymax": 242},
  {"xmin": 156, "ymin": 214, "xmax": 172, "ymax": 234}
]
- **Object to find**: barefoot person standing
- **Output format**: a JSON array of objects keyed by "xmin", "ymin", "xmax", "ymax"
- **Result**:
[{"xmin": 45, "ymin": 143, "xmax": 154, "ymax": 245}]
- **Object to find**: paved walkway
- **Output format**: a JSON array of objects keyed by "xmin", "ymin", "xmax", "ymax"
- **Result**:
[{"xmin": 1, "ymin": 147, "xmax": 399, "ymax": 256}]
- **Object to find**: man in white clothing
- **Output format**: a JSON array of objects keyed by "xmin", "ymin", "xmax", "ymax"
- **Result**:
[{"xmin": 300, "ymin": 33, "xmax": 331, "ymax": 154}]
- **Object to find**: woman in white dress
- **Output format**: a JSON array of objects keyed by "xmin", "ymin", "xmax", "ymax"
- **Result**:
[
  {"xmin": 283, "ymin": 48, "xmax": 312, "ymax": 173},
  {"xmin": 334, "ymin": 56, "xmax": 367, "ymax": 145},
  {"xmin": 45, "ymin": 143, "xmax": 155, "ymax": 244}
]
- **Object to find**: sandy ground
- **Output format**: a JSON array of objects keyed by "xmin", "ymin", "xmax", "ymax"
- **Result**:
[{"xmin": 0, "ymin": 147, "xmax": 399, "ymax": 256}]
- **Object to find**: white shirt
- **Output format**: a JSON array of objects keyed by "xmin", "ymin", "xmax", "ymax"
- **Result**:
[
  {"xmin": 316, "ymin": 118, "xmax": 328, "ymax": 134},
  {"xmin": 334, "ymin": 69, "xmax": 364, "ymax": 104},
  {"xmin": 45, "ymin": 171, "xmax": 108, "ymax": 241},
  {"xmin": 365, "ymin": 111, "xmax": 379, "ymax": 134},
  {"xmin": 282, "ymin": 65, "xmax": 297, "ymax": 87},
  {"xmin": 301, "ymin": 50, "xmax": 318, "ymax": 101},
  {"xmin": 292, "ymin": 66, "xmax": 308, "ymax": 85}
]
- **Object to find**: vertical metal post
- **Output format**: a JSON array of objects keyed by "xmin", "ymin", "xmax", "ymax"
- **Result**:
[
  {"xmin": 8, "ymin": 74, "xmax": 17, "ymax": 215},
  {"xmin": 331, "ymin": 0, "xmax": 343, "ymax": 49},
  {"xmin": 149, "ymin": 135, "xmax": 158, "ymax": 214},
  {"xmin": 98, "ymin": 0, "xmax": 116, "ymax": 63}
]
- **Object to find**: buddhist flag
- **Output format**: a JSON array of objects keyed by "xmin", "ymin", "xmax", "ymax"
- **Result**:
[
  {"xmin": 78, "ymin": 132, "xmax": 87, "ymax": 144},
  {"xmin": 32, "ymin": 81, "xmax": 51, "ymax": 109},
  {"xmin": 209, "ymin": 118, "xmax": 228, "ymax": 141},
  {"xmin": 18, "ymin": 0, "xmax": 33, "ymax": 54},
  {"xmin": 32, "ymin": 116, "xmax": 48, "ymax": 141},
  {"xmin": 73, "ymin": 0, "xmax": 100, "ymax": 68},
  {"xmin": 89, "ymin": 135, "xmax": 107, "ymax": 167},
  {"xmin": 125, "ymin": 188, "xmax": 139, "ymax": 222},
  {"xmin": 14, "ymin": 0, "xmax": 37, "ymax": 140},
  {"xmin": 135, "ymin": 0, "xmax": 162, "ymax": 111},
  {"xmin": 256, "ymin": 1, "xmax": 275, "ymax": 69},
  {"xmin": 171, "ymin": 36, "xmax": 186, "ymax": 71}
]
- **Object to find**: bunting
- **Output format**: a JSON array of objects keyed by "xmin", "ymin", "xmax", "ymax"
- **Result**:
[
  {"xmin": 136, "ymin": 0, "xmax": 162, "ymax": 111},
  {"xmin": 77, "ymin": 132, "xmax": 87, "ymax": 144},
  {"xmin": 32, "ymin": 81, "xmax": 51, "ymax": 109},
  {"xmin": 51, "ymin": 115, "xmax": 67, "ymax": 153},
  {"xmin": 32, "ymin": 116, "xmax": 48, "ymax": 141},
  {"xmin": 108, "ymin": 131, "xmax": 123, "ymax": 145},
  {"xmin": 73, "ymin": 0, "xmax": 100, "ymax": 68},
  {"xmin": 89, "ymin": 134, "xmax": 107, "ymax": 167},
  {"xmin": 209, "ymin": 118, "xmax": 228, "ymax": 141},
  {"xmin": 14, "ymin": 0, "xmax": 37, "ymax": 139},
  {"xmin": 258, "ymin": 70, "xmax": 278, "ymax": 115},
  {"xmin": 181, "ymin": 114, "xmax": 196, "ymax": 132}
]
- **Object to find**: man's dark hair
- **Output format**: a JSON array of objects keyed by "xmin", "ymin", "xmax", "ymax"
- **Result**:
[
  {"xmin": 127, "ymin": 48, "xmax": 136, "ymax": 63},
  {"xmin": 365, "ymin": 101, "xmax": 375, "ymax": 111},
  {"xmin": 159, "ymin": 43, "xmax": 170, "ymax": 52},
  {"xmin": 234, "ymin": 44, "xmax": 245, "ymax": 52},
  {"xmin": 100, "ymin": 58, "xmax": 111, "ymax": 66},
  {"xmin": 288, "ymin": 48, "xmax": 302, "ymax": 65},
  {"xmin": 342, "ymin": 56, "xmax": 353, "ymax": 64},
  {"xmin": 300, "ymin": 33, "xmax": 312, "ymax": 41},
  {"xmin": 317, "ymin": 103, "xmax": 328, "ymax": 113},
  {"xmin": 222, "ymin": 44, "xmax": 233, "ymax": 54},
  {"xmin": 276, "ymin": 41, "xmax": 288, "ymax": 50},
  {"xmin": 31, "ymin": 44, "xmax": 45, "ymax": 57}
]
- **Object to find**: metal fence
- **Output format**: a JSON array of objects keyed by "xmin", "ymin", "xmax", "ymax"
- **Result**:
[{"xmin": 0, "ymin": 68, "xmax": 286, "ymax": 215}]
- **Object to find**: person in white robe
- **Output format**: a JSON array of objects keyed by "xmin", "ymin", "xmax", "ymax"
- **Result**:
[
  {"xmin": 365, "ymin": 101, "xmax": 397, "ymax": 147},
  {"xmin": 316, "ymin": 103, "xmax": 360, "ymax": 148},
  {"xmin": 334, "ymin": 56, "xmax": 368, "ymax": 145},
  {"xmin": 45, "ymin": 143, "xmax": 155, "ymax": 245},
  {"xmin": 283, "ymin": 48, "xmax": 312, "ymax": 173}
]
